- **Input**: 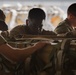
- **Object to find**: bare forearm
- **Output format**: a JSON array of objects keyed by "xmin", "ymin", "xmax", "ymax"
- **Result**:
[{"xmin": 0, "ymin": 42, "xmax": 46, "ymax": 62}]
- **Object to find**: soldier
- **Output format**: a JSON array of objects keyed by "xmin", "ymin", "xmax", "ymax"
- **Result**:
[{"xmin": 54, "ymin": 3, "xmax": 76, "ymax": 35}]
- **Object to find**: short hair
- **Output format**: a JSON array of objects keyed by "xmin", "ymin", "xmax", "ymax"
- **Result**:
[
  {"xmin": 28, "ymin": 8, "xmax": 46, "ymax": 20},
  {"xmin": 67, "ymin": 3, "xmax": 76, "ymax": 16},
  {"xmin": 0, "ymin": 20, "xmax": 8, "ymax": 31}
]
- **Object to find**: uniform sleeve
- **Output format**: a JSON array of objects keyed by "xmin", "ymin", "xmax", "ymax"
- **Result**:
[{"xmin": 0, "ymin": 35, "xmax": 7, "ymax": 45}]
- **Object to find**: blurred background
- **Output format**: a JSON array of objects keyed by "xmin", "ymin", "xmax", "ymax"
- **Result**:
[{"xmin": 0, "ymin": 0, "xmax": 76, "ymax": 31}]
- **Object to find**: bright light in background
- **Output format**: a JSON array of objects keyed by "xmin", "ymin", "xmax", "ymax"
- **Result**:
[
  {"xmin": 2, "ymin": 4, "xmax": 65, "ymax": 31},
  {"xmin": 0, "ymin": 0, "xmax": 75, "ymax": 31}
]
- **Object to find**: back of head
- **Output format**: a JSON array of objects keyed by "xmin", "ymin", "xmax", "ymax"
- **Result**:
[
  {"xmin": 0, "ymin": 20, "xmax": 8, "ymax": 31},
  {"xmin": 0, "ymin": 9, "xmax": 6, "ymax": 21},
  {"xmin": 28, "ymin": 8, "xmax": 46, "ymax": 20},
  {"xmin": 67, "ymin": 3, "xmax": 76, "ymax": 16}
]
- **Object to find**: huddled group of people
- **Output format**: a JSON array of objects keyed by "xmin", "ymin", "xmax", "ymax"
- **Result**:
[{"xmin": 0, "ymin": 3, "xmax": 76, "ymax": 75}]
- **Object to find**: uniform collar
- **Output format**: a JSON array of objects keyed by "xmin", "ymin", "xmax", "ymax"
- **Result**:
[{"xmin": 65, "ymin": 18, "xmax": 73, "ymax": 29}]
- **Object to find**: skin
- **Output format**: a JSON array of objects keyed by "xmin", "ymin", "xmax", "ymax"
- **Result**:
[
  {"xmin": 0, "ymin": 42, "xmax": 46, "ymax": 62},
  {"xmin": 67, "ymin": 12, "xmax": 76, "ymax": 28},
  {"xmin": 27, "ymin": 18, "xmax": 43, "ymax": 34}
]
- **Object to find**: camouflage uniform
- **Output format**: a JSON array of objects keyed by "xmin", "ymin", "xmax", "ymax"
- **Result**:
[
  {"xmin": 9, "ymin": 25, "xmax": 27, "ymax": 38},
  {"xmin": 9, "ymin": 25, "xmax": 56, "ymax": 75},
  {"xmin": 10, "ymin": 25, "xmax": 56, "ymax": 38},
  {"xmin": 0, "ymin": 34, "xmax": 6, "ymax": 45},
  {"xmin": 54, "ymin": 18, "xmax": 73, "ymax": 34}
]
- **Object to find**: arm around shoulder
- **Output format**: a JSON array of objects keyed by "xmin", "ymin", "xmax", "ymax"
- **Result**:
[{"xmin": 0, "ymin": 42, "xmax": 46, "ymax": 62}]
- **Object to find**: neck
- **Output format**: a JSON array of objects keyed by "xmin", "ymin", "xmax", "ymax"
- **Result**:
[{"xmin": 28, "ymin": 24, "xmax": 42, "ymax": 35}]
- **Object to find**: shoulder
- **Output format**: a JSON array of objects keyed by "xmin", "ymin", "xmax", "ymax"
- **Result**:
[
  {"xmin": 56, "ymin": 19, "xmax": 67, "ymax": 28},
  {"xmin": 10, "ymin": 25, "xmax": 26, "ymax": 38},
  {"xmin": 54, "ymin": 19, "xmax": 69, "ymax": 34},
  {"xmin": 11, "ymin": 25, "xmax": 25, "ymax": 31},
  {"xmin": 10, "ymin": 25, "xmax": 26, "ymax": 33}
]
